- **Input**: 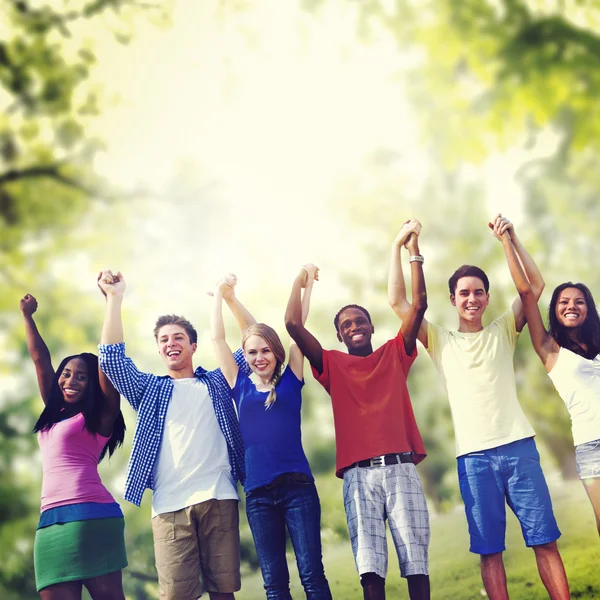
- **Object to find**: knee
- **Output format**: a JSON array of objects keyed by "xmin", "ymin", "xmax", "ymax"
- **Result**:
[
  {"xmin": 480, "ymin": 552, "xmax": 504, "ymax": 566},
  {"xmin": 360, "ymin": 572, "xmax": 385, "ymax": 589},
  {"xmin": 532, "ymin": 541, "xmax": 559, "ymax": 555}
]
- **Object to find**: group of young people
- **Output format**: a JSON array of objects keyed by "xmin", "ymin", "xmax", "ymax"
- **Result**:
[{"xmin": 21, "ymin": 214, "xmax": 600, "ymax": 600}]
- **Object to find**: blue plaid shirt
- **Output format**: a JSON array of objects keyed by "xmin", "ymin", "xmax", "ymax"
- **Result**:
[{"xmin": 98, "ymin": 342, "xmax": 250, "ymax": 507}]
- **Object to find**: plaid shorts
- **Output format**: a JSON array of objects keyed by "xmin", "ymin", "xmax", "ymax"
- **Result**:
[{"xmin": 343, "ymin": 462, "xmax": 430, "ymax": 579}]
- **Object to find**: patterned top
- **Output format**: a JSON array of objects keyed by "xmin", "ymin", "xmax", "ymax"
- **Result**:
[{"xmin": 98, "ymin": 343, "xmax": 249, "ymax": 506}]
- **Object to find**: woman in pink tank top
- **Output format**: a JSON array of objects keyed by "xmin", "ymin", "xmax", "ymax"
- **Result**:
[{"xmin": 21, "ymin": 293, "xmax": 127, "ymax": 600}]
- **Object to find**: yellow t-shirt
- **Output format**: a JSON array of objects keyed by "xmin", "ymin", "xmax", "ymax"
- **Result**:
[{"xmin": 427, "ymin": 310, "xmax": 535, "ymax": 457}]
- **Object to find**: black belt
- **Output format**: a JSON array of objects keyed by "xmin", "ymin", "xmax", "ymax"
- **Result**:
[
  {"xmin": 354, "ymin": 453, "xmax": 415, "ymax": 468},
  {"xmin": 262, "ymin": 472, "xmax": 313, "ymax": 490}
]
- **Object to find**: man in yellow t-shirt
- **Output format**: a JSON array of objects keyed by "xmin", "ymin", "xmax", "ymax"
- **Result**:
[{"xmin": 389, "ymin": 215, "xmax": 570, "ymax": 600}]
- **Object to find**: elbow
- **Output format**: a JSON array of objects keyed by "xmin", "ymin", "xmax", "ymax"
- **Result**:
[
  {"xmin": 518, "ymin": 287, "xmax": 535, "ymax": 304},
  {"xmin": 285, "ymin": 317, "xmax": 301, "ymax": 337},
  {"xmin": 412, "ymin": 292, "xmax": 428, "ymax": 315}
]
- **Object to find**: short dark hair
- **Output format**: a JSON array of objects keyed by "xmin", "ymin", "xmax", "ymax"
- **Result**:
[
  {"xmin": 333, "ymin": 304, "xmax": 372, "ymax": 333},
  {"xmin": 448, "ymin": 265, "xmax": 490, "ymax": 295},
  {"xmin": 153, "ymin": 315, "xmax": 198, "ymax": 344}
]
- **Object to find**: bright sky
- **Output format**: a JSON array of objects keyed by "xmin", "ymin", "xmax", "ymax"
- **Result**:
[{"xmin": 74, "ymin": 0, "xmax": 539, "ymax": 350}]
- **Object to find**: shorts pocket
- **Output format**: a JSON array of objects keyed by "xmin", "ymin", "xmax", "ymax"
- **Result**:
[
  {"xmin": 152, "ymin": 511, "xmax": 176, "ymax": 542},
  {"xmin": 217, "ymin": 500, "xmax": 239, "ymax": 533}
]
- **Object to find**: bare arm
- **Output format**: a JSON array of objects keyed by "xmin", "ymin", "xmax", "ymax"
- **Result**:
[
  {"xmin": 493, "ymin": 225, "xmax": 559, "ymax": 371},
  {"xmin": 98, "ymin": 270, "xmax": 126, "ymax": 345},
  {"xmin": 490, "ymin": 215, "xmax": 545, "ymax": 333},
  {"xmin": 20, "ymin": 294, "xmax": 54, "ymax": 404},
  {"xmin": 388, "ymin": 219, "xmax": 429, "ymax": 347},
  {"xmin": 219, "ymin": 274, "xmax": 257, "ymax": 332},
  {"xmin": 210, "ymin": 280, "xmax": 239, "ymax": 389},
  {"xmin": 285, "ymin": 267, "xmax": 324, "ymax": 374},
  {"xmin": 94, "ymin": 271, "xmax": 124, "ymax": 431},
  {"xmin": 288, "ymin": 264, "xmax": 319, "ymax": 379},
  {"xmin": 399, "ymin": 235, "xmax": 428, "ymax": 355}
]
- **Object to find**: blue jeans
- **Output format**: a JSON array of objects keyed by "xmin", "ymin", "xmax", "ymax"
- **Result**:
[{"xmin": 245, "ymin": 479, "xmax": 332, "ymax": 600}]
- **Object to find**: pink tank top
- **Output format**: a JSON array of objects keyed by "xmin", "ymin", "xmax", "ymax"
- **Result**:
[{"xmin": 38, "ymin": 412, "xmax": 115, "ymax": 512}]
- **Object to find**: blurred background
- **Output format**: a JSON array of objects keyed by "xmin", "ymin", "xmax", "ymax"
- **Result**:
[{"xmin": 2, "ymin": 0, "xmax": 600, "ymax": 598}]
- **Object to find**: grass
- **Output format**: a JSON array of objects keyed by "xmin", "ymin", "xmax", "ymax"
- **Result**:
[{"xmin": 238, "ymin": 476, "xmax": 600, "ymax": 599}]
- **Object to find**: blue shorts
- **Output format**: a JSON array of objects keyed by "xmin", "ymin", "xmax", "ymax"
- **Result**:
[
  {"xmin": 457, "ymin": 438, "xmax": 561, "ymax": 555},
  {"xmin": 575, "ymin": 438, "xmax": 600, "ymax": 479}
]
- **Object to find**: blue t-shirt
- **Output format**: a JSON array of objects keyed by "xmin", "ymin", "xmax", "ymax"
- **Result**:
[{"xmin": 233, "ymin": 364, "xmax": 313, "ymax": 492}]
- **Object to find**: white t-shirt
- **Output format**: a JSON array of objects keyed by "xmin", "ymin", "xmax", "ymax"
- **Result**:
[
  {"xmin": 427, "ymin": 310, "xmax": 535, "ymax": 456},
  {"xmin": 548, "ymin": 347, "xmax": 600, "ymax": 446},
  {"xmin": 152, "ymin": 378, "xmax": 238, "ymax": 516}
]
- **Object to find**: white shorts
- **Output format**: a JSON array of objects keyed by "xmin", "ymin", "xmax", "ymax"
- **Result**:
[{"xmin": 342, "ymin": 462, "xmax": 430, "ymax": 579}]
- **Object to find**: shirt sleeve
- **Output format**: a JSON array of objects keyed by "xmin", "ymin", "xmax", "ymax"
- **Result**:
[
  {"xmin": 233, "ymin": 347, "xmax": 251, "ymax": 376},
  {"xmin": 426, "ymin": 321, "xmax": 444, "ymax": 368},
  {"xmin": 493, "ymin": 310, "xmax": 519, "ymax": 350},
  {"xmin": 393, "ymin": 330, "xmax": 418, "ymax": 376},
  {"xmin": 98, "ymin": 343, "xmax": 152, "ymax": 412},
  {"xmin": 232, "ymin": 367, "xmax": 250, "ymax": 410},
  {"xmin": 311, "ymin": 349, "xmax": 330, "ymax": 393}
]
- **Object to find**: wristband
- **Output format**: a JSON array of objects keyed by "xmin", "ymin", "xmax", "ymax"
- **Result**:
[{"xmin": 409, "ymin": 255, "xmax": 424, "ymax": 263}]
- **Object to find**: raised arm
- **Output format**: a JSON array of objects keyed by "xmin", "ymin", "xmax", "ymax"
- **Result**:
[
  {"xmin": 20, "ymin": 294, "xmax": 54, "ymax": 404},
  {"xmin": 97, "ymin": 269, "xmax": 149, "ymax": 412},
  {"xmin": 490, "ymin": 214, "xmax": 545, "ymax": 333},
  {"xmin": 219, "ymin": 274, "xmax": 257, "ymax": 332},
  {"xmin": 288, "ymin": 263, "xmax": 319, "ymax": 379},
  {"xmin": 210, "ymin": 278, "xmax": 239, "ymax": 388},
  {"xmin": 285, "ymin": 267, "xmax": 324, "ymax": 375},
  {"xmin": 388, "ymin": 219, "xmax": 429, "ymax": 348},
  {"xmin": 92, "ymin": 271, "xmax": 123, "ymax": 429},
  {"xmin": 491, "ymin": 221, "xmax": 558, "ymax": 371}
]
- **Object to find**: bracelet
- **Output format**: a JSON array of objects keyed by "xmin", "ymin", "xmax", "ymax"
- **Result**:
[{"xmin": 409, "ymin": 255, "xmax": 424, "ymax": 263}]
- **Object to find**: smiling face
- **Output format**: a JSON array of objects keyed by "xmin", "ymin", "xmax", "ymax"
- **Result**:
[
  {"xmin": 243, "ymin": 334, "xmax": 278, "ymax": 381},
  {"xmin": 555, "ymin": 287, "xmax": 588, "ymax": 329},
  {"xmin": 336, "ymin": 307, "xmax": 374, "ymax": 355},
  {"xmin": 58, "ymin": 358, "xmax": 89, "ymax": 404},
  {"xmin": 451, "ymin": 276, "xmax": 489, "ymax": 330},
  {"xmin": 157, "ymin": 324, "xmax": 197, "ymax": 375}
]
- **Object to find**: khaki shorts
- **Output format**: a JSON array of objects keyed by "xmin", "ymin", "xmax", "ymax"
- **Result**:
[{"xmin": 151, "ymin": 499, "xmax": 240, "ymax": 600}]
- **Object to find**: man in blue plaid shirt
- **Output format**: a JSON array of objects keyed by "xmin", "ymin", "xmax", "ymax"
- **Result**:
[{"xmin": 98, "ymin": 269, "xmax": 255, "ymax": 600}]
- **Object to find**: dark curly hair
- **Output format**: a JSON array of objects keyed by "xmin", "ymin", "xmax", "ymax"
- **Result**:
[
  {"xmin": 333, "ymin": 304, "xmax": 372, "ymax": 333},
  {"xmin": 33, "ymin": 353, "xmax": 125, "ymax": 462}
]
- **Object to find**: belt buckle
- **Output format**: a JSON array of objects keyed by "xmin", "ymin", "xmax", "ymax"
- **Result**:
[{"xmin": 370, "ymin": 455, "xmax": 385, "ymax": 467}]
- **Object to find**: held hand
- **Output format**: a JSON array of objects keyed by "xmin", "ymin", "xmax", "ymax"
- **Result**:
[
  {"xmin": 20, "ymin": 294, "xmax": 38, "ymax": 317},
  {"xmin": 488, "ymin": 214, "xmax": 513, "ymax": 242},
  {"xmin": 394, "ymin": 219, "xmax": 422, "ymax": 248},
  {"xmin": 301, "ymin": 263, "xmax": 320, "ymax": 286},
  {"xmin": 209, "ymin": 274, "xmax": 237, "ymax": 299},
  {"xmin": 97, "ymin": 269, "xmax": 126, "ymax": 297}
]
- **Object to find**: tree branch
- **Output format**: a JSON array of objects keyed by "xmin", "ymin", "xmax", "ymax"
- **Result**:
[{"xmin": 0, "ymin": 165, "xmax": 96, "ymax": 196}]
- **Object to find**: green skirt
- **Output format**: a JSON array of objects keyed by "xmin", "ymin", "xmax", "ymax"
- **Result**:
[{"xmin": 34, "ymin": 517, "xmax": 127, "ymax": 592}]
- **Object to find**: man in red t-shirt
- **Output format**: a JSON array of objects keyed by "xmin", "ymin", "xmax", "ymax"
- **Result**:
[{"xmin": 285, "ymin": 220, "xmax": 430, "ymax": 600}]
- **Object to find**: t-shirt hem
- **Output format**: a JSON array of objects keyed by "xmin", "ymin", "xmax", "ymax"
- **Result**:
[{"xmin": 455, "ymin": 433, "xmax": 536, "ymax": 457}]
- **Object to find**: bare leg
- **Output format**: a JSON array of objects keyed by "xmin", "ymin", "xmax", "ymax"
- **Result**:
[
  {"xmin": 532, "ymin": 541, "xmax": 570, "ymax": 600},
  {"xmin": 361, "ymin": 572, "xmax": 385, "ymax": 600},
  {"xmin": 39, "ymin": 581, "xmax": 82, "ymax": 600},
  {"xmin": 582, "ymin": 478, "xmax": 600, "ymax": 536},
  {"xmin": 480, "ymin": 552, "xmax": 509, "ymax": 600},
  {"xmin": 208, "ymin": 593, "xmax": 235, "ymax": 600},
  {"xmin": 407, "ymin": 574, "xmax": 430, "ymax": 600},
  {"xmin": 83, "ymin": 570, "xmax": 125, "ymax": 600}
]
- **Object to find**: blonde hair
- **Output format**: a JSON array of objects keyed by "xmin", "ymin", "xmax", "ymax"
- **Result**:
[{"xmin": 242, "ymin": 323, "xmax": 286, "ymax": 409}]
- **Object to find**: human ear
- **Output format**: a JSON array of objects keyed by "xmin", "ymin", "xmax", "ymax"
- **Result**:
[{"xmin": 450, "ymin": 294, "xmax": 456, "ymax": 306}]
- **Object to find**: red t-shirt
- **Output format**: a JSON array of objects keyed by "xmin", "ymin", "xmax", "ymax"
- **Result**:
[{"xmin": 312, "ymin": 331, "xmax": 426, "ymax": 477}]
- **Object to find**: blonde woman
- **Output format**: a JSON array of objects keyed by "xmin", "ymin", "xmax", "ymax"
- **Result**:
[{"xmin": 211, "ymin": 267, "xmax": 331, "ymax": 600}]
